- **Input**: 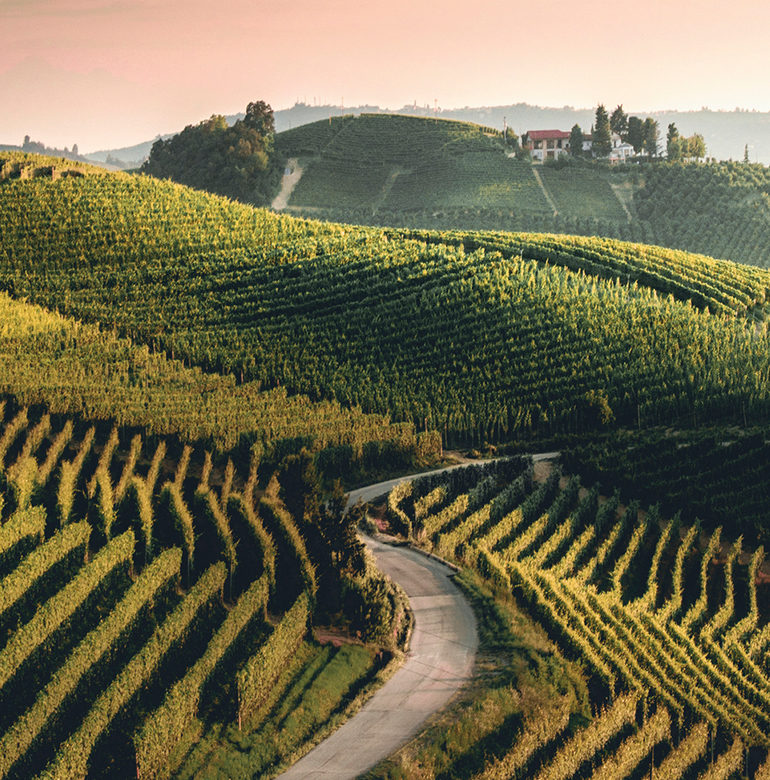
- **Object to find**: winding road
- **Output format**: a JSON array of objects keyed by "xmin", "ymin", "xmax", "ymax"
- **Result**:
[
  {"xmin": 280, "ymin": 455, "xmax": 558, "ymax": 779},
  {"xmin": 279, "ymin": 538, "xmax": 478, "ymax": 779}
]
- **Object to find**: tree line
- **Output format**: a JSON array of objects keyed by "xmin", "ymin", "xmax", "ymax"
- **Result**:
[{"xmin": 569, "ymin": 105, "xmax": 706, "ymax": 160}]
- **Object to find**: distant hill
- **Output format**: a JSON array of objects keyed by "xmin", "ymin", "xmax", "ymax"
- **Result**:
[
  {"xmin": 83, "ymin": 101, "xmax": 770, "ymax": 167},
  {"xmin": 273, "ymin": 113, "xmax": 770, "ymax": 269}
]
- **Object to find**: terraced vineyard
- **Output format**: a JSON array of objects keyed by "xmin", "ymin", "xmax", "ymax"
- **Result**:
[
  {"xmin": 383, "ymin": 460, "xmax": 770, "ymax": 778},
  {"xmin": 0, "ymin": 400, "xmax": 400, "ymax": 779},
  {"xmin": 2, "ymin": 166, "xmax": 770, "ymax": 448}
]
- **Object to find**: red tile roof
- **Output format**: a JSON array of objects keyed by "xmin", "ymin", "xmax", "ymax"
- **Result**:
[{"xmin": 525, "ymin": 130, "xmax": 571, "ymax": 140}]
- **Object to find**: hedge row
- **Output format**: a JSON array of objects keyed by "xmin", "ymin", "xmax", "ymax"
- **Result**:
[
  {"xmin": 40, "ymin": 561, "xmax": 227, "ymax": 780},
  {"xmin": 0, "ymin": 506, "xmax": 45, "ymax": 577},
  {"xmin": 134, "ymin": 571, "xmax": 270, "ymax": 779},
  {"xmin": 258, "ymin": 495, "xmax": 316, "ymax": 600},
  {"xmin": 236, "ymin": 591, "xmax": 310, "ymax": 728},
  {"xmin": 0, "ymin": 546, "xmax": 181, "ymax": 779},
  {"xmin": 0, "ymin": 531, "xmax": 135, "ymax": 700},
  {"xmin": 0, "ymin": 521, "xmax": 90, "ymax": 638}
]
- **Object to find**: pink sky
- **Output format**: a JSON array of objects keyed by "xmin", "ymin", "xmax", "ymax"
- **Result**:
[{"xmin": 3, "ymin": 0, "xmax": 770, "ymax": 152}]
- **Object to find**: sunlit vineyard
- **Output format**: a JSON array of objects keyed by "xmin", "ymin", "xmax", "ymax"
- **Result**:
[
  {"xmin": 0, "ymin": 291, "xmax": 437, "ymax": 471},
  {"xmin": 2, "ymin": 166, "xmax": 770, "ymax": 446},
  {"xmin": 383, "ymin": 460, "xmax": 770, "ymax": 778},
  {"xmin": 0, "ymin": 400, "xmax": 401, "ymax": 778}
]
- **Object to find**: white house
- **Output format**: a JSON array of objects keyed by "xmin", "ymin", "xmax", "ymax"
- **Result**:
[{"xmin": 522, "ymin": 130, "xmax": 571, "ymax": 161}]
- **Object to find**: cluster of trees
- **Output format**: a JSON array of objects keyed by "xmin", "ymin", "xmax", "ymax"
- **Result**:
[
  {"xmin": 141, "ymin": 100, "xmax": 285, "ymax": 205},
  {"xmin": 666, "ymin": 123, "xmax": 707, "ymax": 161},
  {"xmin": 569, "ymin": 105, "xmax": 705, "ymax": 160}
]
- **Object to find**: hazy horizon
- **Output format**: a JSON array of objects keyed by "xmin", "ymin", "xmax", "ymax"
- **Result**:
[{"xmin": 3, "ymin": 0, "xmax": 770, "ymax": 152}]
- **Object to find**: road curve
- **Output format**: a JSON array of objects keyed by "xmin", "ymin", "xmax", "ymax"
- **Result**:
[
  {"xmin": 280, "ymin": 454, "xmax": 559, "ymax": 778},
  {"xmin": 278, "ymin": 537, "xmax": 478, "ymax": 779},
  {"xmin": 346, "ymin": 451, "xmax": 560, "ymax": 509}
]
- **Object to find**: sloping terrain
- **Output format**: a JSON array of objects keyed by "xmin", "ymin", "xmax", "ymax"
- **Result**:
[
  {"xmin": 274, "ymin": 115, "xmax": 770, "ymax": 269},
  {"xmin": 376, "ymin": 460, "xmax": 770, "ymax": 777},
  {"xmin": 2, "ymin": 165, "xmax": 770, "ymax": 448}
]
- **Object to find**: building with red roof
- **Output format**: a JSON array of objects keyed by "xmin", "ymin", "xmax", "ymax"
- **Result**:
[{"xmin": 521, "ymin": 129, "xmax": 571, "ymax": 161}]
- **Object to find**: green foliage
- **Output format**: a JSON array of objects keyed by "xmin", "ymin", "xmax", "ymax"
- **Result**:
[
  {"xmin": 0, "ymin": 531, "xmax": 134, "ymax": 703},
  {"xmin": 0, "ymin": 521, "xmax": 90, "ymax": 640},
  {"xmin": 141, "ymin": 102, "xmax": 284, "ymax": 205},
  {"xmin": 564, "ymin": 430, "xmax": 770, "ymax": 541},
  {"xmin": 236, "ymin": 591, "xmax": 310, "ymax": 729},
  {"xmin": 409, "ymin": 462, "xmax": 770, "ymax": 755},
  {"xmin": 41, "ymin": 562, "xmax": 227, "ymax": 780},
  {"xmin": 0, "ymin": 506, "xmax": 45, "ymax": 577},
  {"xmin": 593, "ymin": 105, "xmax": 612, "ymax": 157},
  {"xmin": 134, "ymin": 572, "xmax": 270, "ymax": 779},
  {"xmin": 0, "ymin": 546, "xmax": 181, "ymax": 779}
]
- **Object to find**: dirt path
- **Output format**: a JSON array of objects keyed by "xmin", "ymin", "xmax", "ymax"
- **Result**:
[
  {"xmin": 532, "ymin": 167, "xmax": 559, "ymax": 216},
  {"xmin": 271, "ymin": 158, "xmax": 304, "ymax": 210},
  {"xmin": 278, "ymin": 537, "xmax": 478, "ymax": 779}
]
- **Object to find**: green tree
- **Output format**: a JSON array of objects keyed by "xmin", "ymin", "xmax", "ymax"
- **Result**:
[
  {"xmin": 593, "ymin": 105, "xmax": 612, "ymax": 156},
  {"xmin": 643, "ymin": 117, "xmax": 659, "ymax": 157},
  {"xmin": 744, "ymin": 143, "xmax": 750, "ymax": 163},
  {"xmin": 569, "ymin": 124, "xmax": 584, "ymax": 158},
  {"xmin": 141, "ymin": 101, "xmax": 284, "ymax": 205},
  {"xmin": 667, "ymin": 123, "xmax": 682, "ymax": 161},
  {"xmin": 627, "ymin": 116, "xmax": 644, "ymax": 151},
  {"xmin": 610, "ymin": 105, "xmax": 628, "ymax": 137},
  {"xmin": 686, "ymin": 134, "xmax": 706, "ymax": 160},
  {"xmin": 244, "ymin": 100, "xmax": 276, "ymax": 136}
]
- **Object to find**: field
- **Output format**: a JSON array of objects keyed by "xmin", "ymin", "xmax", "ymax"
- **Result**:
[
  {"xmin": 2, "ymin": 148, "xmax": 770, "ymax": 777},
  {"xmin": 0, "ymin": 394, "xmax": 405, "ymax": 778},
  {"xmin": 2, "ymin": 166, "xmax": 770, "ymax": 451},
  {"xmin": 376, "ymin": 458, "xmax": 770, "ymax": 778},
  {"xmin": 275, "ymin": 114, "xmax": 770, "ymax": 269}
]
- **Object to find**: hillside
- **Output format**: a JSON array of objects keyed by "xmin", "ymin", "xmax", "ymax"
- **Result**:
[
  {"xmin": 374, "ymin": 459, "xmax": 770, "ymax": 776},
  {"xmin": 2, "ymin": 163, "xmax": 770, "ymax": 448},
  {"xmin": 274, "ymin": 114, "xmax": 770, "ymax": 269},
  {"xmin": 0, "ymin": 396, "xmax": 401, "ymax": 778},
  {"xmin": 83, "ymin": 101, "xmax": 770, "ymax": 167}
]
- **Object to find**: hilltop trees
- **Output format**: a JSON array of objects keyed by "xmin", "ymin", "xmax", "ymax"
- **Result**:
[
  {"xmin": 142, "ymin": 100, "xmax": 284, "ymax": 205},
  {"xmin": 643, "ymin": 117, "xmax": 659, "ymax": 157},
  {"xmin": 667, "ymin": 123, "xmax": 682, "ymax": 161},
  {"xmin": 569, "ymin": 124, "xmax": 584, "ymax": 157},
  {"xmin": 667, "ymin": 123, "xmax": 706, "ymax": 160},
  {"xmin": 610, "ymin": 105, "xmax": 628, "ymax": 137},
  {"xmin": 593, "ymin": 105, "xmax": 612, "ymax": 156}
]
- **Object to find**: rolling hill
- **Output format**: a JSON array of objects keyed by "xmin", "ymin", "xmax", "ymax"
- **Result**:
[
  {"xmin": 2, "ymin": 158, "xmax": 770, "ymax": 449},
  {"xmin": 274, "ymin": 114, "xmax": 770, "ymax": 269},
  {"xmin": 3, "ymin": 151, "xmax": 770, "ymax": 777}
]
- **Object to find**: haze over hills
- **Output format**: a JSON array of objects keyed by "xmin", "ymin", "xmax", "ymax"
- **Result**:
[{"xmin": 79, "ymin": 101, "xmax": 770, "ymax": 167}]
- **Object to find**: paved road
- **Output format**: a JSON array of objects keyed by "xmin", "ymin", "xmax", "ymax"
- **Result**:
[
  {"xmin": 281, "ymin": 453, "xmax": 559, "ymax": 778},
  {"xmin": 278, "ymin": 537, "xmax": 478, "ymax": 779},
  {"xmin": 346, "ymin": 452, "xmax": 560, "ymax": 509}
]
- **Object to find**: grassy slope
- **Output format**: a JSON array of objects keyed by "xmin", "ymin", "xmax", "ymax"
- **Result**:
[
  {"xmin": 276, "ymin": 115, "xmax": 770, "ymax": 269},
  {"xmin": 2, "ymin": 165, "xmax": 770, "ymax": 446}
]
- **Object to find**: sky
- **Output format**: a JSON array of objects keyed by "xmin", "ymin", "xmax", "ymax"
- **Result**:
[{"xmin": 3, "ymin": 0, "xmax": 770, "ymax": 152}]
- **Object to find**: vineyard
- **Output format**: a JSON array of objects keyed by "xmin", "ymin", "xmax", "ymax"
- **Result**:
[
  {"xmin": 563, "ymin": 430, "xmax": 770, "ymax": 542},
  {"xmin": 0, "ymin": 398, "xmax": 403, "ymax": 778},
  {"xmin": 380, "ymin": 459, "xmax": 770, "ymax": 778},
  {"xmin": 2, "ymin": 167, "xmax": 770, "ymax": 449},
  {"xmin": 274, "ymin": 116, "xmax": 770, "ymax": 269}
]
